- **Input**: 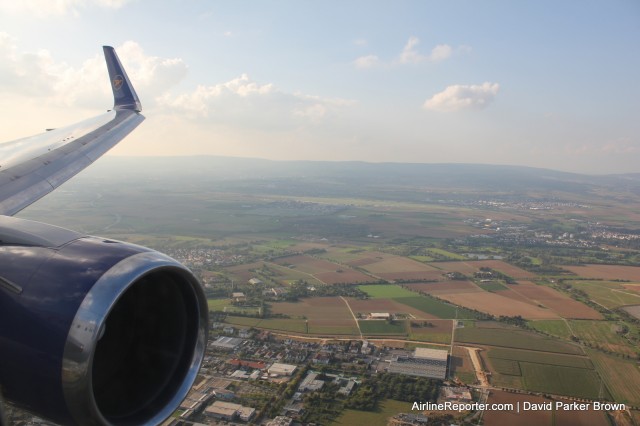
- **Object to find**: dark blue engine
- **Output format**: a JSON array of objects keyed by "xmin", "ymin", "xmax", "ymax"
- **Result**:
[{"xmin": 0, "ymin": 216, "xmax": 208, "ymax": 425}]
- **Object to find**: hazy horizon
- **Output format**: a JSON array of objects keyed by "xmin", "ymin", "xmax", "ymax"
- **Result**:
[{"xmin": 1, "ymin": 1, "xmax": 638, "ymax": 174}]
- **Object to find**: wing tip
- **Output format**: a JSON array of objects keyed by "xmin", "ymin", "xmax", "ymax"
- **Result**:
[{"xmin": 103, "ymin": 46, "xmax": 142, "ymax": 112}]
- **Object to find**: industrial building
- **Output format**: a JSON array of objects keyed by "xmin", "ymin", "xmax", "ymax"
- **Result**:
[
  {"xmin": 211, "ymin": 336, "xmax": 243, "ymax": 351},
  {"xmin": 268, "ymin": 362, "xmax": 297, "ymax": 376},
  {"xmin": 205, "ymin": 401, "xmax": 255, "ymax": 422},
  {"xmin": 387, "ymin": 348, "xmax": 448, "ymax": 380}
]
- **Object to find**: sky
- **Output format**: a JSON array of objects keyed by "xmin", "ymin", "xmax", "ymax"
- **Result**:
[{"xmin": 0, "ymin": 0, "xmax": 638, "ymax": 174}]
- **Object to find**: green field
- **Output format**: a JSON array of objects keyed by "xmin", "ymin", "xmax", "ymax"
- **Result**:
[
  {"xmin": 409, "ymin": 255, "xmax": 435, "ymax": 262},
  {"xmin": 358, "ymin": 320, "xmax": 407, "ymax": 335},
  {"xmin": 224, "ymin": 306, "xmax": 262, "ymax": 315},
  {"xmin": 488, "ymin": 348, "xmax": 593, "ymax": 369},
  {"xmin": 426, "ymin": 248, "xmax": 466, "ymax": 260},
  {"xmin": 333, "ymin": 399, "xmax": 414, "ymax": 426},
  {"xmin": 308, "ymin": 325, "xmax": 361, "ymax": 335},
  {"xmin": 520, "ymin": 363, "xmax": 604, "ymax": 399},
  {"xmin": 490, "ymin": 357, "xmax": 522, "ymax": 376},
  {"xmin": 588, "ymin": 349, "xmax": 640, "ymax": 405},
  {"xmin": 409, "ymin": 331, "xmax": 452, "ymax": 344},
  {"xmin": 529, "ymin": 320, "xmax": 573, "ymax": 339},
  {"xmin": 569, "ymin": 320, "xmax": 637, "ymax": 356},
  {"xmin": 223, "ymin": 316, "xmax": 262, "ymax": 327},
  {"xmin": 571, "ymin": 280, "xmax": 640, "ymax": 309},
  {"xmin": 208, "ymin": 299, "xmax": 232, "ymax": 311},
  {"xmin": 358, "ymin": 285, "xmax": 417, "ymax": 298},
  {"xmin": 455, "ymin": 328, "xmax": 583, "ymax": 354},
  {"xmin": 478, "ymin": 281, "xmax": 508, "ymax": 292},
  {"xmin": 394, "ymin": 296, "xmax": 476, "ymax": 319}
]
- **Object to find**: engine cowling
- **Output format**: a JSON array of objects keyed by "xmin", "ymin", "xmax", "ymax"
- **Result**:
[{"xmin": 0, "ymin": 217, "xmax": 208, "ymax": 425}]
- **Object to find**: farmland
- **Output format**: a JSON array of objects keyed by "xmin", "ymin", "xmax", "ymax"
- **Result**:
[
  {"xmin": 564, "ymin": 264, "xmax": 640, "ymax": 281},
  {"xmin": 484, "ymin": 391, "xmax": 611, "ymax": 426},
  {"xmin": 333, "ymin": 399, "xmax": 414, "ymax": 426},
  {"xmin": 358, "ymin": 320, "xmax": 407, "ymax": 336},
  {"xmin": 528, "ymin": 320, "xmax": 573, "ymax": 339},
  {"xmin": 24, "ymin": 157, "xmax": 640, "ymax": 422},
  {"xmin": 439, "ymin": 291, "xmax": 560, "ymax": 319},
  {"xmin": 588, "ymin": 349, "xmax": 640, "ymax": 405},
  {"xmin": 455, "ymin": 324, "xmax": 584, "ymax": 354},
  {"xmin": 569, "ymin": 320, "xmax": 638, "ymax": 356},
  {"xmin": 568, "ymin": 280, "xmax": 640, "ymax": 309}
]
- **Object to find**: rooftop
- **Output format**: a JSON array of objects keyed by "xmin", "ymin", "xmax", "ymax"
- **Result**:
[{"xmin": 414, "ymin": 347, "xmax": 448, "ymax": 361}]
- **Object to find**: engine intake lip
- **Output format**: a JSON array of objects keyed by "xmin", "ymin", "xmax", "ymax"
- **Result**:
[{"xmin": 61, "ymin": 251, "xmax": 207, "ymax": 426}]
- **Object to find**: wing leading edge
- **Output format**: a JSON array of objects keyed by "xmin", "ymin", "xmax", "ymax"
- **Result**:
[{"xmin": 0, "ymin": 46, "xmax": 145, "ymax": 217}]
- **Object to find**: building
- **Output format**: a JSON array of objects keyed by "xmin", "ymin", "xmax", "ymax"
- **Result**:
[
  {"xmin": 443, "ymin": 386, "xmax": 472, "ymax": 401},
  {"xmin": 249, "ymin": 278, "xmax": 263, "ymax": 285},
  {"xmin": 312, "ymin": 352, "xmax": 331, "ymax": 365},
  {"xmin": 232, "ymin": 292, "xmax": 246, "ymax": 302},
  {"xmin": 298, "ymin": 372, "xmax": 324, "ymax": 392},
  {"xmin": 387, "ymin": 348, "xmax": 448, "ymax": 380},
  {"xmin": 237, "ymin": 406, "xmax": 256, "ymax": 422},
  {"xmin": 337, "ymin": 380, "xmax": 356, "ymax": 396},
  {"xmin": 211, "ymin": 336, "xmax": 243, "ymax": 351},
  {"xmin": 390, "ymin": 413, "xmax": 430, "ymax": 426},
  {"xmin": 205, "ymin": 401, "xmax": 255, "ymax": 422},
  {"xmin": 268, "ymin": 362, "xmax": 297, "ymax": 376},
  {"xmin": 370, "ymin": 312, "xmax": 391, "ymax": 320},
  {"xmin": 266, "ymin": 416, "xmax": 293, "ymax": 426},
  {"xmin": 205, "ymin": 401, "xmax": 240, "ymax": 421}
]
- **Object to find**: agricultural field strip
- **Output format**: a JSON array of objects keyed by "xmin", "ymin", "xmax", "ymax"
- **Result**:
[
  {"xmin": 611, "ymin": 288, "xmax": 640, "ymax": 300},
  {"xmin": 264, "ymin": 260, "xmax": 328, "ymax": 284},
  {"xmin": 455, "ymin": 328, "xmax": 584, "ymax": 355},
  {"xmin": 488, "ymin": 348, "xmax": 593, "ymax": 369}
]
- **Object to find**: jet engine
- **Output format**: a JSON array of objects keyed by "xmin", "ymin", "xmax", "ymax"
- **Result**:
[{"xmin": 0, "ymin": 216, "xmax": 208, "ymax": 425}]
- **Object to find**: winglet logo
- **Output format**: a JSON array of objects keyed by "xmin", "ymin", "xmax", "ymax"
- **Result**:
[{"xmin": 112, "ymin": 75, "xmax": 124, "ymax": 91}]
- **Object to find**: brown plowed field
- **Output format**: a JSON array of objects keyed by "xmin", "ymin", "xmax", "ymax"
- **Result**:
[
  {"xmin": 356, "ymin": 254, "xmax": 440, "ymax": 274},
  {"xmin": 439, "ymin": 292, "xmax": 559, "ymax": 319},
  {"xmin": 225, "ymin": 262, "xmax": 263, "ymax": 283},
  {"xmin": 273, "ymin": 255, "xmax": 341, "ymax": 274},
  {"xmin": 430, "ymin": 260, "xmax": 535, "ymax": 279},
  {"xmin": 494, "ymin": 288, "xmax": 539, "ymax": 305},
  {"xmin": 270, "ymin": 297, "xmax": 356, "ymax": 327},
  {"xmin": 315, "ymin": 270, "xmax": 373, "ymax": 284},
  {"xmin": 509, "ymin": 281, "xmax": 602, "ymax": 319},
  {"xmin": 564, "ymin": 264, "xmax": 640, "ymax": 281},
  {"xmin": 623, "ymin": 284, "xmax": 640, "ymax": 293},
  {"xmin": 377, "ymin": 270, "xmax": 445, "ymax": 281}
]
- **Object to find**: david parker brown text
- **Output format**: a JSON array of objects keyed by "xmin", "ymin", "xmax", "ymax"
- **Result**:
[{"xmin": 412, "ymin": 401, "xmax": 627, "ymax": 413}]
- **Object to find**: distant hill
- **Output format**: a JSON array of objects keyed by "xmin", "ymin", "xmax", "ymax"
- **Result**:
[{"xmin": 80, "ymin": 156, "xmax": 640, "ymax": 201}]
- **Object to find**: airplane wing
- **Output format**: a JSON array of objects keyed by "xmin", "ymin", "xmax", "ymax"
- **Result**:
[
  {"xmin": 0, "ymin": 46, "xmax": 144, "ymax": 216},
  {"xmin": 0, "ymin": 47, "xmax": 207, "ymax": 426}
]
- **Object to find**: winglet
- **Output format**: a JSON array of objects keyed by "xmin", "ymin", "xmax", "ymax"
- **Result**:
[{"xmin": 103, "ymin": 46, "xmax": 142, "ymax": 112}]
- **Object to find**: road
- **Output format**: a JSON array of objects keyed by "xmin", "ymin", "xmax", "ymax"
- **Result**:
[{"xmin": 340, "ymin": 296, "xmax": 363, "ymax": 339}]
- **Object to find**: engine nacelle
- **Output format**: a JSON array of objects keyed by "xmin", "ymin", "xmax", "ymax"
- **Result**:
[{"xmin": 0, "ymin": 216, "xmax": 208, "ymax": 425}]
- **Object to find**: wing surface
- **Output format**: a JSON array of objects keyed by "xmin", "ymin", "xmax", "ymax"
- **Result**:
[{"xmin": 0, "ymin": 46, "xmax": 144, "ymax": 216}]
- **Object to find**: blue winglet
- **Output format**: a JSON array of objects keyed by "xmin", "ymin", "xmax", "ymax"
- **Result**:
[{"xmin": 103, "ymin": 46, "xmax": 142, "ymax": 112}]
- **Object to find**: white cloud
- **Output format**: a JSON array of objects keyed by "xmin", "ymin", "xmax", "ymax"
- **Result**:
[
  {"xmin": 429, "ymin": 44, "xmax": 453, "ymax": 62},
  {"xmin": 399, "ymin": 37, "xmax": 452, "ymax": 64},
  {"xmin": 0, "ymin": 0, "xmax": 133, "ymax": 17},
  {"xmin": 355, "ymin": 36, "xmax": 464, "ymax": 69},
  {"xmin": 156, "ymin": 74, "xmax": 354, "ymax": 129},
  {"xmin": 0, "ymin": 35, "xmax": 187, "ymax": 110},
  {"xmin": 424, "ymin": 82, "xmax": 500, "ymax": 112},
  {"xmin": 157, "ymin": 74, "xmax": 274, "ymax": 116},
  {"xmin": 353, "ymin": 54, "xmax": 380, "ymax": 69}
]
